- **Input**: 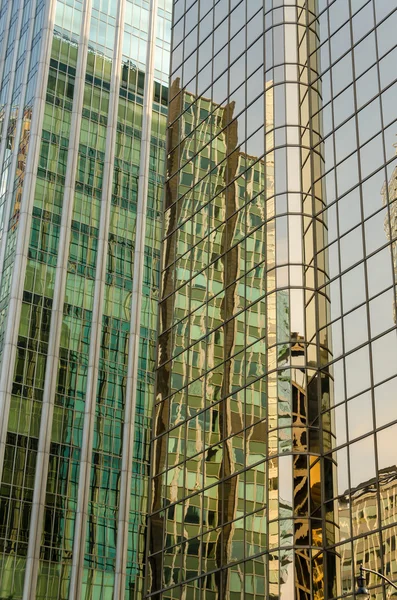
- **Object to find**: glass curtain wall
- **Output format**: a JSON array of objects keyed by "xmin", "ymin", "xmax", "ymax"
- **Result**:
[
  {"xmin": 0, "ymin": 1, "xmax": 171, "ymax": 600},
  {"xmin": 148, "ymin": 1, "xmax": 397, "ymax": 600},
  {"xmin": 314, "ymin": 2, "xmax": 397, "ymax": 599}
]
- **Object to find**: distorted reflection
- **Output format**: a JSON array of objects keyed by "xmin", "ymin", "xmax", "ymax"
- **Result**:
[{"xmin": 150, "ymin": 2, "xmax": 397, "ymax": 599}]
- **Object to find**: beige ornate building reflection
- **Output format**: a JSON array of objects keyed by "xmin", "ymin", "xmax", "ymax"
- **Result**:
[{"xmin": 338, "ymin": 466, "xmax": 397, "ymax": 599}]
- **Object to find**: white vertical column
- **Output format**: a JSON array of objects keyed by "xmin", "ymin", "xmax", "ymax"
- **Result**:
[
  {"xmin": 283, "ymin": 5, "xmax": 305, "ymax": 337},
  {"xmin": 0, "ymin": 0, "xmax": 56, "ymax": 485},
  {"xmin": 68, "ymin": 0, "xmax": 126, "ymax": 597},
  {"xmin": 22, "ymin": 2, "xmax": 93, "ymax": 599},
  {"xmin": 113, "ymin": 1, "xmax": 158, "ymax": 598}
]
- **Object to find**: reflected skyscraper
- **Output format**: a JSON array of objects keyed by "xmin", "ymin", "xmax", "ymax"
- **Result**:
[
  {"xmin": 2, "ymin": 1, "xmax": 397, "ymax": 600},
  {"xmin": 148, "ymin": 1, "xmax": 397, "ymax": 600},
  {"xmin": 149, "ymin": 1, "xmax": 335, "ymax": 598},
  {"xmin": 338, "ymin": 466, "xmax": 397, "ymax": 598},
  {"xmin": 0, "ymin": 0, "xmax": 170, "ymax": 599}
]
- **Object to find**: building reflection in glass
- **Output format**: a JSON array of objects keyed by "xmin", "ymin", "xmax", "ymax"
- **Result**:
[
  {"xmin": 337, "ymin": 467, "xmax": 397, "ymax": 599},
  {"xmin": 148, "ymin": 12, "xmax": 335, "ymax": 594},
  {"xmin": 148, "ymin": 2, "xmax": 397, "ymax": 599}
]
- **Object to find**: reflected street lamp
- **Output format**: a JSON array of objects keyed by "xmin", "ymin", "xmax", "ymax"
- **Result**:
[
  {"xmin": 356, "ymin": 564, "xmax": 397, "ymax": 599},
  {"xmin": 356, "ymin": 565, "xmax": 370, "ymax": 599}
]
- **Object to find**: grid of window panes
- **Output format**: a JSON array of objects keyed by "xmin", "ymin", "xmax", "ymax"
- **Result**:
[
  {"xmin": 149, "ymin": 0, "xmax": 397, "ymax": 599},
  {"xmin": 0, "ymin": 0, "xmax": 46, "ymax": 359},
  {"xmin": 149, "ymin": 0, "xmax": 329, "ymax": 598},
  {"xmin": 0, "ymin": 2, "xmax": 70, "ymax": 596},
  {"xmin": 313, "ymin": 1, "xmax": 397, "ymax": 599},
  {"xmin": 83, "ymin": 3, "xmax": 170, "ymax": 597},
  {"xmin": 0, "ymin": 1, "xmax": 171, "ymax": 600},
  {"xmin": 119, "ymin": 2, "xmax": 171, "ymax": 598}
]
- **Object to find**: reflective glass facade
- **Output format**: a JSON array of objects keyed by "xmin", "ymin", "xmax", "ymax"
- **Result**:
[
  {"xmin": 148, "ymin": 1, "xmax": 397, "ymax": 600},
  {"xmin": 0, "ymin": 0, "xmax": 171, "ymax": 599}
]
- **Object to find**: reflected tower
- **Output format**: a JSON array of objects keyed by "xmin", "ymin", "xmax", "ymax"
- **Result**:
[{"xmin": 148, "ymin": 1, "xmax": 337, "ymax": 599}]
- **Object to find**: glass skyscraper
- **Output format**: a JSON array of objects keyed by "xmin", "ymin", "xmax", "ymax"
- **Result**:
[
  {"xmin": 148, "ymin": 2, "xmax": 397, "ymax": 600},
  {"xmin": 0, "ymin": 0, "xmax": 171, "ymax": 599},
  {"xmin": 1, "ymin": 0, "xmax": 397, "ymax": 599}
]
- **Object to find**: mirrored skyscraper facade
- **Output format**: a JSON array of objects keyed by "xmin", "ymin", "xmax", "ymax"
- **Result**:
[
  {"xmin": 0, "ymin": 0, "xmax": 171, "ymax": 599},
  {"xmin": 148, "ymin": 1, "xmax": 397, "ymax": 600}
]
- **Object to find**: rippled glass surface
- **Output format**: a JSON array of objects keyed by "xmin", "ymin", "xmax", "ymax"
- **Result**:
[{"xmin": 149, "ymin": 1, "xmax": 397, "ymax": 599}]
